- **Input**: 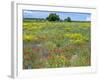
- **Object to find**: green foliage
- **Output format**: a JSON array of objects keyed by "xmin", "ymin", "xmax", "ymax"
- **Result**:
[
  {"xmin": 46, "ymin": 13, "xmax": 60, "ymax": 21},
  {"xmin": 64, "ymin": 17, "xmax": 71, "ymax": 22}
]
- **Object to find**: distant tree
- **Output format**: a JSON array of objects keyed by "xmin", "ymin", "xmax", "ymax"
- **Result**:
[
  {"xmin": 64, "ymin": 17, "xmax": 71, "ymax": 22},
  {"xmin": 46, "ymin": 13, "xmax": 60, "ymax": 21}
]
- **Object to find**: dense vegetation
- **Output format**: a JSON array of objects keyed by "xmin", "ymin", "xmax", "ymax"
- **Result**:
[
  {"xmin": 46, "ymin": 13, "xmax": 60, "ymax": 21},
  {"xmin": 23, "ymin": 20, "xmax": 91, "ymax": 69}
]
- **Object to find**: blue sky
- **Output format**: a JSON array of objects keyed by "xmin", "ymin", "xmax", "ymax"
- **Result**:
[{"xmin": 23, "ymin": 10, "xmax": 91, "ymax": 21}]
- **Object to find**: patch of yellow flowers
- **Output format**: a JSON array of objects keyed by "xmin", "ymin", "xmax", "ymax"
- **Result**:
[
  {"xmin": 23, "ymin": 35, "xmax": 38, "ymax": 41},
  {"xmin": 64, "ymin": 33, "xmax": 87, "ymax": 44},
  {"xmin": 64, "ymin": 33, "xmax": 83, "ymax": 39}
]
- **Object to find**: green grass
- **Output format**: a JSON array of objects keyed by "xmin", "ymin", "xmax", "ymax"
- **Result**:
[{"xmin": 23, "ymin": 21, "xmax": 91, "ymax": 69}]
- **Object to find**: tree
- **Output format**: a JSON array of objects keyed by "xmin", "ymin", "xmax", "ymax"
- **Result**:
[
  {"xmin": 64, "ymin": 17, "xmax": 71, "ymax": 22},
  {"xmin": 46, "ymin": 13, "xmax": 60, "ymax": 21}
]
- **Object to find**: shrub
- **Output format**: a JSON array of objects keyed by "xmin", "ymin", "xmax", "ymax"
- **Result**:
[
  {"xmin": 64, "ymin": 17, "xmax": 71, "ymax": 22},
  {"xmin": 46, "ymin": 13, "xmax": 60, "ymax": 21}
]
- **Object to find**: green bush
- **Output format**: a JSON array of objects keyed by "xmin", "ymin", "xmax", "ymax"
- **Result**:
[{"xmin": 46, "ymin": 13, "xmax": 60, "ymax": 21}]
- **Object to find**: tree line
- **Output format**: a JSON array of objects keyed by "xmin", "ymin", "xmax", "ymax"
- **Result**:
[
  {"xmin": 46, "ymin": 13, "xmax": 71, "ymax": 22},
  {"xmin": 24, "ymin": 13, "xmax": 72, "ymax": 22}
]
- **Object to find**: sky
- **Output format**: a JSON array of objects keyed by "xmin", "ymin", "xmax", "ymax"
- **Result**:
[{"xmin": 23, "ymin": 10, "xmax": 91, "ymax": 21}]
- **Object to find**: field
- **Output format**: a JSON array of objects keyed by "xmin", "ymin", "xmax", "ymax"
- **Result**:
[{"xmin": 23, "ymin": 20, "xmax": 91, "ymax": 69}]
